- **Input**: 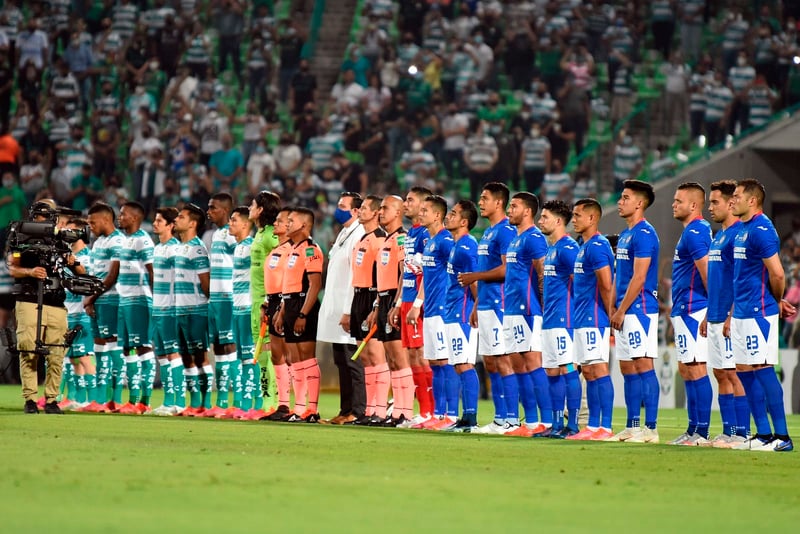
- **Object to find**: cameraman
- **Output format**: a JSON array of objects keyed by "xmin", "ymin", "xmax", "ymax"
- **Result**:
[{"xmin": 7, "ymin": 201, "xmax": 82, "ymax": 414}]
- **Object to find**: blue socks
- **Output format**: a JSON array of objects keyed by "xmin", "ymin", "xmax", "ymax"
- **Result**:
[
  {"xmin": 738, "ymin": 370, "xmax": 771, "ymax": 437},
  {"xmin": 734, "ymin": 394, "xmax": 751, "ymax": 437},
  {"xmin": 565, "ymin": 370, "xmax": 581, "ymax": 431},
  {"xmin": 502, "ymin": 373, "xmax": 520, "ymax": 424},
  {"xmin": 517, "ymin": 372, "xmax": 537, "ymax": 424},
  {"xmin": 718, "ymin": 393, "xmax": 736, "ymax": 436},
  {"xmin": 431, "ymin": 365, "xmax": 446, "ymax": 417},
  {"xmin": 623, "ymin": 373, "xmax": 642, "ymax": 428},
  {"xmin": 694, "ymin": 375, "xmax": 712, "ymax": 439},
  {"xmin": 586, "ymin": 378, "xmax": 600, "ymax": 428},
  {"xmin": 444, "ymin": 365, "xmax": 460, "ymax": 418},
  {"xmin": 460, "ymin": 368, "xmax": 479, "ymax": 416},
  {"xmin": 684, "ymin": 378, "xmax": 697, "ymax": 435},
  {"xmin": 754, "ymin": 367, "xmax": 789, "ymax": 438},
  {"xmin": 488, "ymin": 372, "xmax": 506, "ymax": 424},
  {"xmin": 548, "ymin": 374, "xmax": 566, "ymax": 431},
  {"xmin": 640, "ymin": 369, "xmax": 659, "ymax": 429},
  {"xmin": 529, "ymin": 368, "xmax": 552, "ymax": 425},
  {"xmin": 596, "ymin": 375, "xmax": 614, "ymax": 429}
]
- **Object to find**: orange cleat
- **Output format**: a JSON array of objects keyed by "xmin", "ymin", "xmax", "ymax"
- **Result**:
[
  {"xmin": 215, "ymin": 407, "xmax": 238, "ymax": 419},
  {"xmin": 429, "ymin": 416, "xmax": 457, "ymax": 430},
  {"xmin": 231, "ymin": 408, "xmax": 250, "ymax": 419},
  {"xmin": 118, "ymin": 402, "xmax": 140, "ymax": 415},
  {"xmin": 78, "ymin": 401, "xmax": 104, "ymax": 413},
  {"xmin": 506, "ymin": 424, "xmax": 536, "ymax": 437},
  {"xmin": 135, "ymin": 402, "xmax": 151, "ymax": 414},
  {"xmin": 203, "ymin": 406, "xmax": 227, "ymax": 418},
  {"xmin": 37, "ymin": 397, "xmax": 47, "ymax": 409},
  {"xmin": 244, "ymin": 409, "xmax": 269, "ymax": 420},
  {"xmin": 566, "ymin": 427, "xmax": 598, "ymax": 441},
  {"xmin": 589, "ymin": 428, "xmax": 614, "ymax": 441}
]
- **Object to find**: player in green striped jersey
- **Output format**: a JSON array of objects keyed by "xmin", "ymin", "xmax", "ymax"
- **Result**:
[
  {"xmin": 246, "ymin": 191, "xmax": 281, "ymax": 416},
  {"xmin": 226, "ymin": 207, "xmax": 256, "ymax": 419},
  {"xmin": 115, "ymin": 202, "xmax": 155, "ymax": 414},
  {"xmin": 85, "ymin": 203, "xmax": 125, "ymax": 413},
  {"xmin": 205, "ymin": 193, "xmax": 238, "ymax": 417},
  {"xmin": 172, "ymin": 204, "xmax": 211, "ymax": 415},
  {"xmin": 150, "ymin": 207, "xmax": 185, "ymax": 416}
]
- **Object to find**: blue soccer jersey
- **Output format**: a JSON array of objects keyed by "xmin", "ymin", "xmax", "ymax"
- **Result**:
[
  {"xmin": 573, "ymin": 233, "xmax": 615, "ymax": 329},
  {"xmin": 476, "ymin": 218, "xmax": 516, "ymax": 311},
  {"xmin": 445, "ymin": 233, "xmax": 478, "ymax": 324},
  {"xmin": 543, "ymin": 235, "xmax": 579, "ymax": 329},
  {"xmin": 615, "ymin": 219, "xmax": 660, "ymax": 314},
  {"xmin": 671, "ymin": 218, "xmax": 711, "ymax": 317},
  {"xmin": 421, "ymin": 228, "xmax": 454, "ymax": 318},
  {"xmin": 707, "ymin": 220, "xmax": 742, "ymax": 323},
  {"xmin": 401, "ymin": 224, "xmax": 430, "ymax": 303},
  {"xmin": 732, "ymin": 213, "xmax": 781, "ymax": 319},
  {"xmin": 504, "ymin": 226, "xmax": 548, "ymax": 316}
]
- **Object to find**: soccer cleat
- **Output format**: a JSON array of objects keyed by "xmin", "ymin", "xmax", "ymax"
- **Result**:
[
  {"xmin": 566, "ymin": 427, "xmax": 598, "ymax": 441},
  {"xmin": 407, "ymin": 414, "xmax": 433, "ymax": 429},
  {"xmin": 264, "ymin": 405, "xmax": 291, "ymax": 421},
  {"xmin": 550, "ymin": 427, "xmax": 578, "ymax": 439},
  {"xmin": 243, "ymin": 409, "xmax": 269, "ymax": 421},
  {"xmin": 44, "ymin": 402, "xmax": 64, "ymax": 414},
  {"xmin": 440, "ymin": 417, "xmax": 477, "ymax": 433},
  {"xmin": 589, "ymin": 428, "xmax": 614, "ymax": 441},
  {"xmin": 135, "ymin": 403, "xmax": 152, "ymax": 414},
  {"xmin": 532, "ymin": 427, "xmax": 558, "ymax": 438},
  {"xmin": 104, "ymin": 401, "xmax": 119, "ymax": 413},
  {"xmin": 419, "ymin": 416, "xmax": 445, "ymax": 430},
  {"xmin": 773, "ymin": 438, "xmax": 794, "ymax": 452},
  {"xmin": 750, "ymin": 437, "xmax": 779, "ymax": 452},
  {"xmin": 397, "ymin": 414, "xmax": 426, "ymax": 429},
  {"xmin": 712, "ymin": 435, "xmax": 746, "ymax": 449},
  {"xmin": 303, "ymin": 412, "xmax": 321, "ymax": 424},
  {"xmin": 151, "ymin": 405, "xmax": 174, "ymax": 416},
  {"xmin": 505, "ymin": 424, "xmax": 536, "ymax": 437},
  {"xmin": 605, "ymin": 427, "xmax": 642, "ymax": 442},
  {"xmin": 214, "ymin": 407, "xmax": 238, "ymax": 419},
  {"xmin": 24, "ymin": 399, "xmax": 39, "ymax": 414},
  {"xmin": 733, "ymin": 436, "xmax": 771, "ymax": 451},
  {"xmin": 202, "ymin": 406, "xmax": 227, "ymax": 418},
  {"xmin": 77, "ymin": 401, "xmax": 102, "ymax": 413},
  {"xmin": 36, "ymin": 397, "xmax": 46, "ymax": 409},
  {"xmin": 681, "ymin": 433, "xmax": 711, "ymax": 446},
  {"xmin": 117, "ymin": 402, "xmax": 140, "ymax": 415},
  {"xmin": 472, "ymin": 421, "xmax": 508, "ymax": 435},
  {"xmin": 430, "ymin": 416, "xmax": 458, "ymax": 430},
  {"xmin": 58, "ymin": 399, "xmax": 76, "ymax": 410},
  {"xmin": 366, "ymin": 415, "xmax": 387, "ymax": 427},
  {"xmin": 627, "ymin": 427, "xmax": 659, "ymax": 443},
  {"xmin": 528, "ymin": 423, "xmax": 552, "ymax": 436},
  {"xmin": 285, "ymin": 413, "xmax": 305, "ymax": 423},
  {"xmin": 668, "ymin": 432, "xmax": 692, "ymax": 445},
  {"xmin": 231, "ymin": 408, "xmax": 249, "ymax": 419}
]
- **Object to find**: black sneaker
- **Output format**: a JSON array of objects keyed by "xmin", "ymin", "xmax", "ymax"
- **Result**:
[
  {"xmin": 263, "ymin": 405, "xmax": 291, "ymax": 421},
  {"xmin": 303, "ymin": 412, "xmax": 321, "ymax": 424},
  {"xmin": 24, "ymin": 400, "xmax": 39, "ymax": 414},
  {"xmin": 444, "ymin": 417, "xmax": 478, "ymax": 433},
  {"xmin": 384, "ymin": 413, "xmax": 407, "ymax": 427},
  {"xmin": 285, "ymin": 413, "xmax": 305, "ymax": 422},
  {"xmin": 366, "ymin": 414, "xmax": 385, "ymax": 427},
  {"xmin": 44, "ymin": 402, "xmax": 64, "ymax": 414},
  {"xmin": 344, "ymin": 414, "xmax": 373, "ymax": 426}
]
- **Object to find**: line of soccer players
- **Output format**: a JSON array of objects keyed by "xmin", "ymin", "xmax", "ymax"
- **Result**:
[{"xmin": 52, "ymin": 178, "xmax": 795, "ymax": 451}]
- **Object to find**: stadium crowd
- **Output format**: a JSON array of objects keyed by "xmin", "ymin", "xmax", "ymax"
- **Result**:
[{"xmin": 0, "ymin": 2, "xmax": 798, "ymax": 453}]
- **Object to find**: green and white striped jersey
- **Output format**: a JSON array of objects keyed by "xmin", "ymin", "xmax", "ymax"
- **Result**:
[
  {"xmin": 153, "ymin": 237, "xmax": 179, "ymax": 315},
  {"xmin": 209, "ymin": 225, "xmax": 237, "ymax": 304},
  {"xmin": 173, "ymin": 237, "xmax": 210, "ymax": 313},
  {"xmin": 0, "ymin": 254, "xmax": 14, "ymax": 296},
  {"xmin": 233, "ymin": 237, "xmax": 254, "ymax": 310},
  {"xmin": 117, "ymin": 229, "xmax": 155, "ymax": 305},
  {"xmin": 66, "ymin": 247, "xmax": 91, "ymax": 316},
  {"xmin": 91, "ymin": 229, "xmax": 125, "ymax": 305},
  {"xmin": 112, "ymin": 3, "xmax": 139, "ymax": 42}
]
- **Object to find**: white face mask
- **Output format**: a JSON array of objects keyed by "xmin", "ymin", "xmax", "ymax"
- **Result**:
[
  {"xmin": 737, "ymin": 57, "xmax": 747, "ymax": 67},
  {"xmin": 2, "ymin": 177, "xmax": 15, "ymax": 188}
]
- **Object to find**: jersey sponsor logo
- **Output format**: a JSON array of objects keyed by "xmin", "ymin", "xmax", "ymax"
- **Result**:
[
  {"xmin": 305, "ymin": 247, "xmax": 315, "ymax": 257},
  {"xmin": 287, "ymin": 254, "xmax": 298, "ymax": 268},
  {"xmin": 268, "ymin": 254, "xmax": 280, "ymax": 268},
  {"xmin": 356, "ymin": 248, "xmax": 365, "ymax": 265},
  {"xmin": 380, "ymin": 249, "xmax": 390, "ymax": 265}
]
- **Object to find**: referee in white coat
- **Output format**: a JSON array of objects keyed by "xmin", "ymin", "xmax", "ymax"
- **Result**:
[{"xmin": 318, "ymin": 192, "xmax": 366, "ymax": 424}]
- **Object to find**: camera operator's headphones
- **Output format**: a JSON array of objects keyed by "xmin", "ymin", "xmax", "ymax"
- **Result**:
[{"xmin": 28, "ymin": 199, "xmax": 58, "ymax": 221}]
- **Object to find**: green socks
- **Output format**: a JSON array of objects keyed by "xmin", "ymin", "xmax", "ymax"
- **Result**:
[{"xmin": 140, "ymin": 352, "xmax": 156, "ymax": 406}]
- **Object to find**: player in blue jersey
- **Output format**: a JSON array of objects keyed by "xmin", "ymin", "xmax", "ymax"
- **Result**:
[
  {"xmin": 458, "ymin": 182, "xmax": 518, "ymax": 434},
  {"xmin": 729, "ymin": 179, "xmax": 795, "ymax": 452},
  {"xmin": 538, "ymin": 200, "xmax": 581, "ymax": 438},
  {"xmin": 84, "ymin": 202, "xmax": 125, "ymax": 413},
  {"xmin": 406, "ymin": 195, "xmax": 455, "ymax": 429},
  {"xmin": 567, "ymin": 199, "xmax": 616, "ymax": 441},
  {"xmin": 205, "ymin": 192, "xmax": 239, "ymax": 417},
  {"xmin": 389, "ymin": 186, "xmax": 435, "ymax": 426},
  {"xmin": 699, "ymin": 180, "xmax": 750, "ymax": 447},
  {"xmin": 608, "ymin": 180, "xmax": 661, "ymax": 443},
  {"xmin": 502, "ymin": 192, "xmax": 553, "ymax": 437},
  {"xmin": 668, "ymin": 183, "xmax": 713, "ymax": 445},
  {"xmin": 440, "ymin": 200, "xmax": 480, "ymax": 431}
]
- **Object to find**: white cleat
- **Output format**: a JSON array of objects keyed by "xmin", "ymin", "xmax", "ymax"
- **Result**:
[
  {"xmin": 472, "ymin": 421, "xmax": 508, "ymax": 435},
  {"xmin": 713, "ymin": 435, "xmax": 747, "ymax": 449},
  {"xmin": 605, "ymin": 427, "xmax": 642, "ymax": 442},
  {"xmin": 750, "ymin": 437, "xmax": 779, "ymax": 452},
  {"xmin": 403, "ymin": 414, "xmax": 431, "ymax": 429},
  {"xmin": 627, "ymin": 427, "xmax": 659, "ymax": 443},
  {"xmin": 732, "ymin": 436, "xmax": 767, "ymax": 450},
  {"xmin": 668, "ymin": 432, "xmax": 692, "ymax": 445}
]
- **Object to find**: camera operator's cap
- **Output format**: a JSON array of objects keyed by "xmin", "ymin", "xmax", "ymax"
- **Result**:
[{"xmin": 36, "ymin": 199, "xmax": 57, "ymax": 210}]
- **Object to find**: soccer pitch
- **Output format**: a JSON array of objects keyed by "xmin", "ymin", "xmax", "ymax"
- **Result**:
[{"xmin": 1, "ymin": 385, "xmax": 798, "ymax": 532}]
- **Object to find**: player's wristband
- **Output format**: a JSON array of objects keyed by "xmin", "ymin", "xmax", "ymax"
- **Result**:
[
  {"xmin": 372, "ymin": 300, "xmax": 379, "ymax": 309},
  {"xmin": 412, "ymin": 298, "xmax": 423, "ymax": 309}
]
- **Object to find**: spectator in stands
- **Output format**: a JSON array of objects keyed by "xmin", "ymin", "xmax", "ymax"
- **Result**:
[
  {"xmin": 505, "ymin": 21, "xmax": 536, "ymax": 91},
  {"xmin": 18, "ymin": 61, "xmax": 42, "ymax": 118},
  {"xmin": 720, "ymin": 7, "xmax": 749, "ymax": 76},
  {"xmin": 331, "ymin": 69, "xmax": 365, "ymax": 108},
  {"xmin": 290, "ymin": 58, "xmax": 318, "ymax": 116},
  {"xmin": 0, "ymin": 123, "xmax": 19, "ymax": 177},
  {"xmin": 278, "ymin": 18, "xmax": 305, "ymax": 102},
  {"xmin": 689, "ymin": 58, "xmax": 712, "ymax": 141},
  {"xmin": 198, "ymin": 103, "xmax": 229, "ymax": 167},
  {"xmin": 399, "ymin": 1, "xmax": 429, "ymax": 42},
  {"xmin": 16, "ymin": 18, "xmax": 48, "ymax": 74},
  {"xmin": 19, "ymin": 149, "xmax": 45, "ymax": 205},
  {"xmin": 50, "ymin": 59, "xmax": 81, "ymax": 117},
  {"xmin": 381, "ymin": 93, "xmax": 413, "ymax": 165},
  {"xmin": 62, "ymin": 31, "xmax": 94, "ymax": 112},
  {"xmin": 185, "ymin": 19, "xmax": 212, "ymax": 80},
  {"xmin": 361, "ymin": 22, "xmax": 388, "ymax": 69},
  {"xmin": 0, "ymin": 171, "xmax": 25, "ymax": 232},
  {"xmin": 155, "ymin": 14, "xmax": 185, "ymax": 79},
  {"xmin": 662, "ymin": 51, "xmax": 690, "ymax": 136},
  {"xmin": 728, "ymin": 51, "xmax": 756, "ymax": 136},
  {"xmin": 341, "ymin": 45, "xmax": 371, "ymax": 88},
  {"xmin": 612, "ymin": 132, "xmax": 642, "ymax": 194},
  {"xmin": 140, "ymin": 146, "xmax": 167, "ymax": 216},
  {"xmin": 542, "ymin": 158, "xmax": 572, "ymax": 203},
  {"xmin": 209, "ymin": 133, "xmax": 244, "ymax": 199},
  {"xmin": 557, "ymin": 73, "xmax": 590, "ymax": 158},
  {"xmin": 440, "ymin": 102, "xmax": 468, "ymax": 179},
  {"xmin": 124, "ymin": 31, "xmax": 153, "ymax": 91},
  {"xmin": 359, "ymin": 110, "xmax": 388, "ymax": 185},
  {"xmin": 463, "ymin": 120, "xmax": 497, "ymax": 202},
  {"xmin": 306, "ymin": 120, "xmax": 343, "ymax": 172},
  {"xmin": 650, "ymin": 1, "xmax": 676, "ymax": 61},
  {"xmin": 246, "ymin": 35, "xmax": 272, "ymax": 110},
  {"xmin": 704, "ymin": 70, "xmax": 733, "ymax": 147},
  {"xmin": 561, "ymin": 41, "xmax": 595, "ymax": 95},
  {"xmin": 91, "ymin": 114, "xmax": 119, "ymax": 181},
  {"xmin": 247, "ymin": 139, "xmax": 275, "ymax": 197},
  {"xmin": 334, "ymin": 152, "xmax": 368, "ymax": 197},
  {"xmin": 746, "ymin": 72, "xmax": 779, "ymax": 129},
  {"xmin": 679, "ymin": 1, "xmax": 704, "ymax": 63},
  {"xmin": 69, "ymin": 163, "xmax": 103, "ymax": 212},
  {"xmin": 217, "ymin": 0, "xmax": 245, "ymax": 92},
  {"xmin": 754, "ymin": 24, "xmax": 780, "ymax": 89},
  {"xmin": 648, "ymin": 143, "xmax": 676, "ymax": 182},
  {"xmin": 518, "ymin": 122, "xmax": 551, "ymax": 196},
  {"xmin": 361, "ymin": 72, "xmax": 391, "ymax": 115},
  {"xmin": 236, "ymin": 101, "xmax": 268, "ymax": 163},
  {"xmin": 399, "ymin": 139, "xmax": 436, "ymax": 189},
  {"xmin": 608, "ymin": 43, "xmax": 633, "ymax": 128}
]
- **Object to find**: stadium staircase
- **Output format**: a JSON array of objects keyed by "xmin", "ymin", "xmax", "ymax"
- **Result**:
[{"xmin": 308, "ymin": 0, "xmax": 359, "ymax": 97}]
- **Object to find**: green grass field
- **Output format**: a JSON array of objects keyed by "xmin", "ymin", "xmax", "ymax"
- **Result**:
[{"xmin": 1, "ymin": 385, "xmax": 799, "ymax": 532}]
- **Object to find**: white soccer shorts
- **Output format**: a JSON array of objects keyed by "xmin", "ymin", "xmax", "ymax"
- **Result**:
[
  {"xmin": 446, "ymin": 321, "xmax": 478, "ymax": 366},
  {"xmin": 671, "ymin": 309, "xmax": 709, "ymax": 364},
  {"xmin": 615, "ymin": 312, "xmax": 658, "ymax": 361},
  {"xmin": 503, "ymin": 313, "xmax": 542, "ymax": 354},
  {"xmin": 477, "ymin": 309, "xmax": 507, "ymax": 356},
  {"xmin": 731, "ymin": 315, "xmax": 779, "ymax": 366},
  {"xmin": 542, "ymin": 327, "xmax": 575, "ymax": 368},
  {"xmin": 707, "ymin": 322, "xmax": 735, "ymax": 370},
  {"xmin": 574, "ymin": 327, "xmax": 610, "ymax": 365},
  {"xmin": 423, "ymin": 315, "xmax": 449, "ymax": 361}
]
